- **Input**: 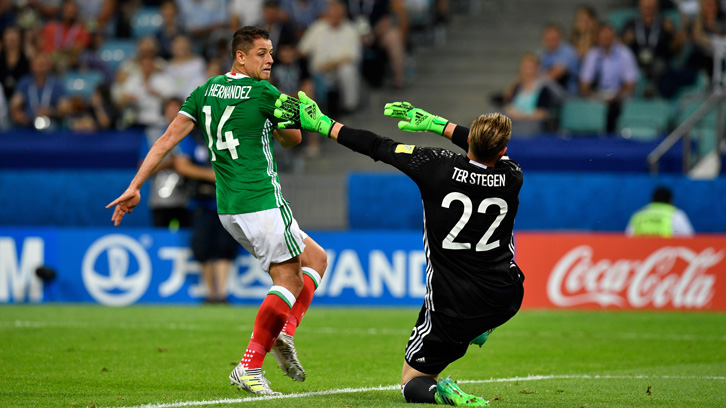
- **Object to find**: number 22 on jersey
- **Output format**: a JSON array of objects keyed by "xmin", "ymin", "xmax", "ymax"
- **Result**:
[
  {"xmin": 202, "ymin": 105, "xmax": 239, "ymax": 161},
  {"xmin": 441, "ymin": 192, "xmax": 508, "ymax": 252}
]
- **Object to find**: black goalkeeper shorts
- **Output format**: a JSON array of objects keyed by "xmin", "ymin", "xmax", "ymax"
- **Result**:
[{"xmin": 404, "ymin": 284, "xmax": 523, "ymax": 375}]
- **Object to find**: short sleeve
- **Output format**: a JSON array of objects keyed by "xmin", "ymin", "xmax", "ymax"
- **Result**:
[
  {"xmin": 179, "ymin": 84, "xmax": 204, "ymax": 123},
  {"xmin": 259, "ymin": 83, "xmax": 282, "ymax": 124}
]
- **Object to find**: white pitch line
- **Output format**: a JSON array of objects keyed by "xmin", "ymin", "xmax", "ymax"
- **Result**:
[{"xmin": 109, "ymin": 374, "xmax": 726, "ymax": 408}]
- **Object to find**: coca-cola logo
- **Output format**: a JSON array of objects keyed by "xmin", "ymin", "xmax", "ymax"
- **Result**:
[{"xmin": 547, "ymin": 245, "xmax": 724, "ymax": 309}]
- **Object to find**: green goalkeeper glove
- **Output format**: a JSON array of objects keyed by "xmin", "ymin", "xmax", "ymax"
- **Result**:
[
  {"xmin": 274, "ymin": 91, "xmax": 336, "ymax": 137},
  {"xmin": 383, "ymin": 101, "xmax": 449, "ymax": 135}
]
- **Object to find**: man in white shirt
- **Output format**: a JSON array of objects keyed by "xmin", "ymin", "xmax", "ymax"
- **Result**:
[{"xmin": 298, "ymin": 0, "xmax": 361, "ymax": 112}]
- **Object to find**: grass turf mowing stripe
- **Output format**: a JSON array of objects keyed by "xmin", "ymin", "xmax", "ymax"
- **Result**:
[
  {"xmin": 5, "ymin": 321, "xmax": 726, "ymax": 342},
  {"xmin": 112, "ymin": 374, "xmax": 726, "ymax": 408}
]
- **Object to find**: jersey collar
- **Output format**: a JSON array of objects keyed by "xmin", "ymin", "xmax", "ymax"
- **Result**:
[
  {"xmin": 469, "ymin": 160, "xmax": 488, "ymax": 169},
  {"xmin": 225, "ymin": 72, "xmax": 250, "ymax": 79}
]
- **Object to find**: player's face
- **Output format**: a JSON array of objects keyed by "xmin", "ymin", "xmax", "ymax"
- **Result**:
[{"xmin": 242, "ymin": 38, "xmax": 274, "ymax": 80}]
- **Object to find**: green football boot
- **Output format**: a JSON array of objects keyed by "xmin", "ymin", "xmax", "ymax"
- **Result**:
[
  {"xmin": 470, "ymin": 328, "xmax": 494, "ymax": 348},
  {"xmin": 434, "ymin": 376, "xmax": 489, "ymax": 407}
]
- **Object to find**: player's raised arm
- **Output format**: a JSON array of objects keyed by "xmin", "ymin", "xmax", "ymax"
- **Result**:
[
  {"xmin": 106, "ymin": 114, "xmax": 196, "ymax": 226},
  {"xmin": 383, "ymin": 101, "xmax": 470, "ymax": 152},
  {"xmin": 274, "ymin": 92, "xmax": 426, "ymax": 181}
]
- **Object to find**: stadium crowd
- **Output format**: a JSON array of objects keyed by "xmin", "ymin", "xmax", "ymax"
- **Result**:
[
  {"xmin": 0, "ymin": 0, "xmax": 449, "ymax": 144},
  {"xmin": 0, "ymin": 0, "xmax": 723, "ymax": 140},
  {"xmin": 494, "ymin": 0, "xmax": 725, "ymax": 136}
]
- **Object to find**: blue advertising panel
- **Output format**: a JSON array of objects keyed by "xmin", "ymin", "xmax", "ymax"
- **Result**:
[{"xmin": 0, "ymin": 228, "xmax": 427, "ymax": 306}]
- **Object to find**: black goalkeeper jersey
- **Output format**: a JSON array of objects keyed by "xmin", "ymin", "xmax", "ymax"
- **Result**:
[{"xmin": 338, "ymin": 125, "xmax": 524, "ymax": 319}]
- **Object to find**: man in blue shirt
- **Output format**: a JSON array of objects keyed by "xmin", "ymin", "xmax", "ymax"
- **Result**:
[
  {"xmin": 579, "ymin": 24, "xmax": 639, "ymax": 132},
  {"xmin": 9, "ymin": 53, "xmax": 67, "ymax": 129},
  {"xmin": 536, "ymin": 23, "xmax": 579, "ymax": 94}
]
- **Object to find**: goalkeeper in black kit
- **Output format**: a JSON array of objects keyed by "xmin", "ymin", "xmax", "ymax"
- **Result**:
[{"xmin": 275, "ymin": 93, "xmax": 525, "ymax": 407}]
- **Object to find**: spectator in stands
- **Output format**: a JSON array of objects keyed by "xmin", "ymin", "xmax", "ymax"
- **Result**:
[
  {"xmin": 118, "ymin": 54, "xmax": 174, "ymax": 128},
  {"xmin": 689, "ymin": 0, "xmax": 726, "ymax": 75},
  {"xmin": 176, "ymin": 0, "xmax": 229, "ymax": 52},
  {"xmin": 258, "ymin": 0, "xmax": 297, "ymax": 57},
  {"xmin": 109, "ymin": 0, "xmax": 136, "ymax": 39},
  {"xmin": 0, "ymin": 26, "xmax": 30, "ymax": 102},
  {"xmin": 348, "ymin": 0, "xmax": 407, "ymax": 89},
  {"xmin": 579, "ymin": 24, "xmax": 639, "ymax": 133},
  {"xmin": 74, "ymin": 0, "xmax": 115, "ymax": 33},
  {"xmin": 626, "ymin": 186, "xmax": 694, "ymax": 237},
  {"xmin": 175, "ymin": 131, "xmax": 239, "ymax": 304},
  {"xmin": 280, "ymin": 0, "xmax": 328, "ymax": 38},
  {"xmin": 114, "ymin": 36, "xmax": 167, "ymax": 95},
  {"xmin": 62, "ymin": 83, "xmax": 118, "ymax": 132},
  {"xmin": 299, "ymin": 0, "xmax": 362, "ymax": 114},
  {"xmin": 537, "ymin": 23, "xmax": 579, "ymax": 94},
  {"xmin": 622, "ymin": 0, "xmax": 677, "ymax": 96},
  {"xmin": 229, "ymin": 0, "xmax": 265, "ymax": 30},
  {"xmin": 206, "ymin": 57, "xmax": 224, "ymax": 78},
  {"xmin": 9, "ymin": 52, "xmax": 67, "ymax": 129},
  {"xmin": 165, "ymin": 34, "xmax": 207, "ymax": 99},
  {"xmin": 156, "ymin": 0, "xmax": 186, "ymax": 60},
  {"xmin": 570, "ymin": 5, "xmax": 599, "ymax": 59},
  {"xmin": 39, "ymin": 0, "xmax": 91, "ymax": 72},
  {"xmin": 76, "ymin": 28, "xmax": 114, "ymax": 82},
  {"xmin": 0, "ymin": 0, "xmax": 16, "ymax": 35},
  {"xmin": 142, "ymin": 97, "xmax": 191, "ymax": 230},
  {"xmin": 503, "ymin": 53, "xmax": 558, "ymax": 135},
  {"xmin": 27, "ymin": 0, "xmax": 61, "ymax": 21}
]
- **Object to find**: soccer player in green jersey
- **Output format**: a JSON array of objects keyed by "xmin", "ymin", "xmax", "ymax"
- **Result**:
[{"xmin": 107, "ymin": 27, "xmax": 327, "ymax": 396}]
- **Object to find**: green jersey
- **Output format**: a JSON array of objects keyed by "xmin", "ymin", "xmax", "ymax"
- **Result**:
[{"xmin": 179, "ymin": 72, "xmax": 286, "ymax": 214}]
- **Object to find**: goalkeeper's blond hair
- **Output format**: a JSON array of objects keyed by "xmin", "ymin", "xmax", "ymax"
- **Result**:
[{"xmin": 468, "ymin": 113, "xmax": 512, "ymax": 163}]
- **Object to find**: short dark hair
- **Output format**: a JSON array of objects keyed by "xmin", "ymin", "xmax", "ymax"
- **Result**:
[
  {"xmin": 652, "ymin": 186, "xmax": 672, "ymax": 203},
  {"xmin": 230, "ymin": 26, "xmax": 270, "ymax": 59}
]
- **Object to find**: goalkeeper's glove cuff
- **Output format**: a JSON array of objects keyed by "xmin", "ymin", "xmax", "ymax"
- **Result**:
[
  {"xmin": 317, "ymin": 116, "xmax": 336, "ymax": 138},
  {"xmin": 429, "ymin": 115, "xmax": 449, "ymax": 136}
]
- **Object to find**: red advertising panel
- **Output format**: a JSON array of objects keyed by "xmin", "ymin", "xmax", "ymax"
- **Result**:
[{"xmin": 516, "ymin": 233, "xmax": 726, "ymax": 310}]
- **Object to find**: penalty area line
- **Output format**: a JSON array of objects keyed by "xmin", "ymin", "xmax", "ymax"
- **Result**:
[{"xmin": 112, "ymin": 374, "xmax": 726, "ymax": 408}]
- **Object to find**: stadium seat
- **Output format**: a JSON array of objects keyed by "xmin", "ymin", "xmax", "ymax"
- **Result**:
[
  {"xmin": 617, "ymin": 98, "xmax": 671, "ymax": 141},
  {"xmin": 559, "ymin": 99, "xmax": 608, "ymax": 134},
  {"xmin": 62, "ymin": 70, "xmax": 105, "ymax": 99},
  {"xmin": 99, "ymin": 40, "xmax": 137, "ymax": 74},
  {"xmin": 131, "ymin": 7, "xmax": 162, "ymax": 38},
  {"xmin": 677, "ymin": 100, "xmax": 719, "ymax": 127},
  {"xmin": 608, "ymin": 8, "xmax": 639, "ymax": 33}
]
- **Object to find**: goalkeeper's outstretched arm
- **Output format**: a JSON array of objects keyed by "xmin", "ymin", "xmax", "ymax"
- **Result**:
[{"xmin": 383, "ymin": 101, "xmax": 470, "ymax": 152}]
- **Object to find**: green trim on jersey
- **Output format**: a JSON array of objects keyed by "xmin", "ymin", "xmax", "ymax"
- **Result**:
[{"xmin": 180, "ymin": 73, "xmax": 287, "ymax": 214}]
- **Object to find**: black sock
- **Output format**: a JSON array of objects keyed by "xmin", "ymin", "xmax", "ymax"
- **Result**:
[{"xmin": 402, "ymin": 376, "xmax": 437, "ymax": 404}]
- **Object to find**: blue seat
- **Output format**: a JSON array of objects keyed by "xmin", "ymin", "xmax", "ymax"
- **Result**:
[
  {"xmin": 131, "ymin": 7, "xmax": 162, "ymax": 38},
  {"xmin": 63, "ymin": 70, "xmax": 105, "ymax": 99},
  {"xmin": 617, "ymin": 98, "xmax": 672, "ymax": 141},
  {"xmin": 99, "ymin": 40, "xmax": 136, "ymax": 74},
  {"xmin": 608, "ymin": 8, "xmax": 639, "ymax": 33},
  {"xmin": 560, "ymin": 98, "xmax": 608, "ymax": 134}
]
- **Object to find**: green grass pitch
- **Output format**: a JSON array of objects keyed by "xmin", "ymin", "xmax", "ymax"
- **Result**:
[{"xmin": 1, "ymin": 305, "xmax": 725, "ymax": 408}]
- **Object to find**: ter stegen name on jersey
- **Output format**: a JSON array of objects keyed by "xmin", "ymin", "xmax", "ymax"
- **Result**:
[
  {"xmin": 452, "ymin": 167, "xmax": 506, "ymax": 187},
  {"xmin": 180, "ymin": 74, "xmax": 285, "ymax": 215}
]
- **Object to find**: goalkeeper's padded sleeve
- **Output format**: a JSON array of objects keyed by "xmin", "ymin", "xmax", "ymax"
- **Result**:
[
  {"xmin": 336, "ymin": 126, "xmax": 381, "ymax": 157},
  {"xmin": 451, "ymin": 125, "xmax": 470, "ymax": 152}
]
